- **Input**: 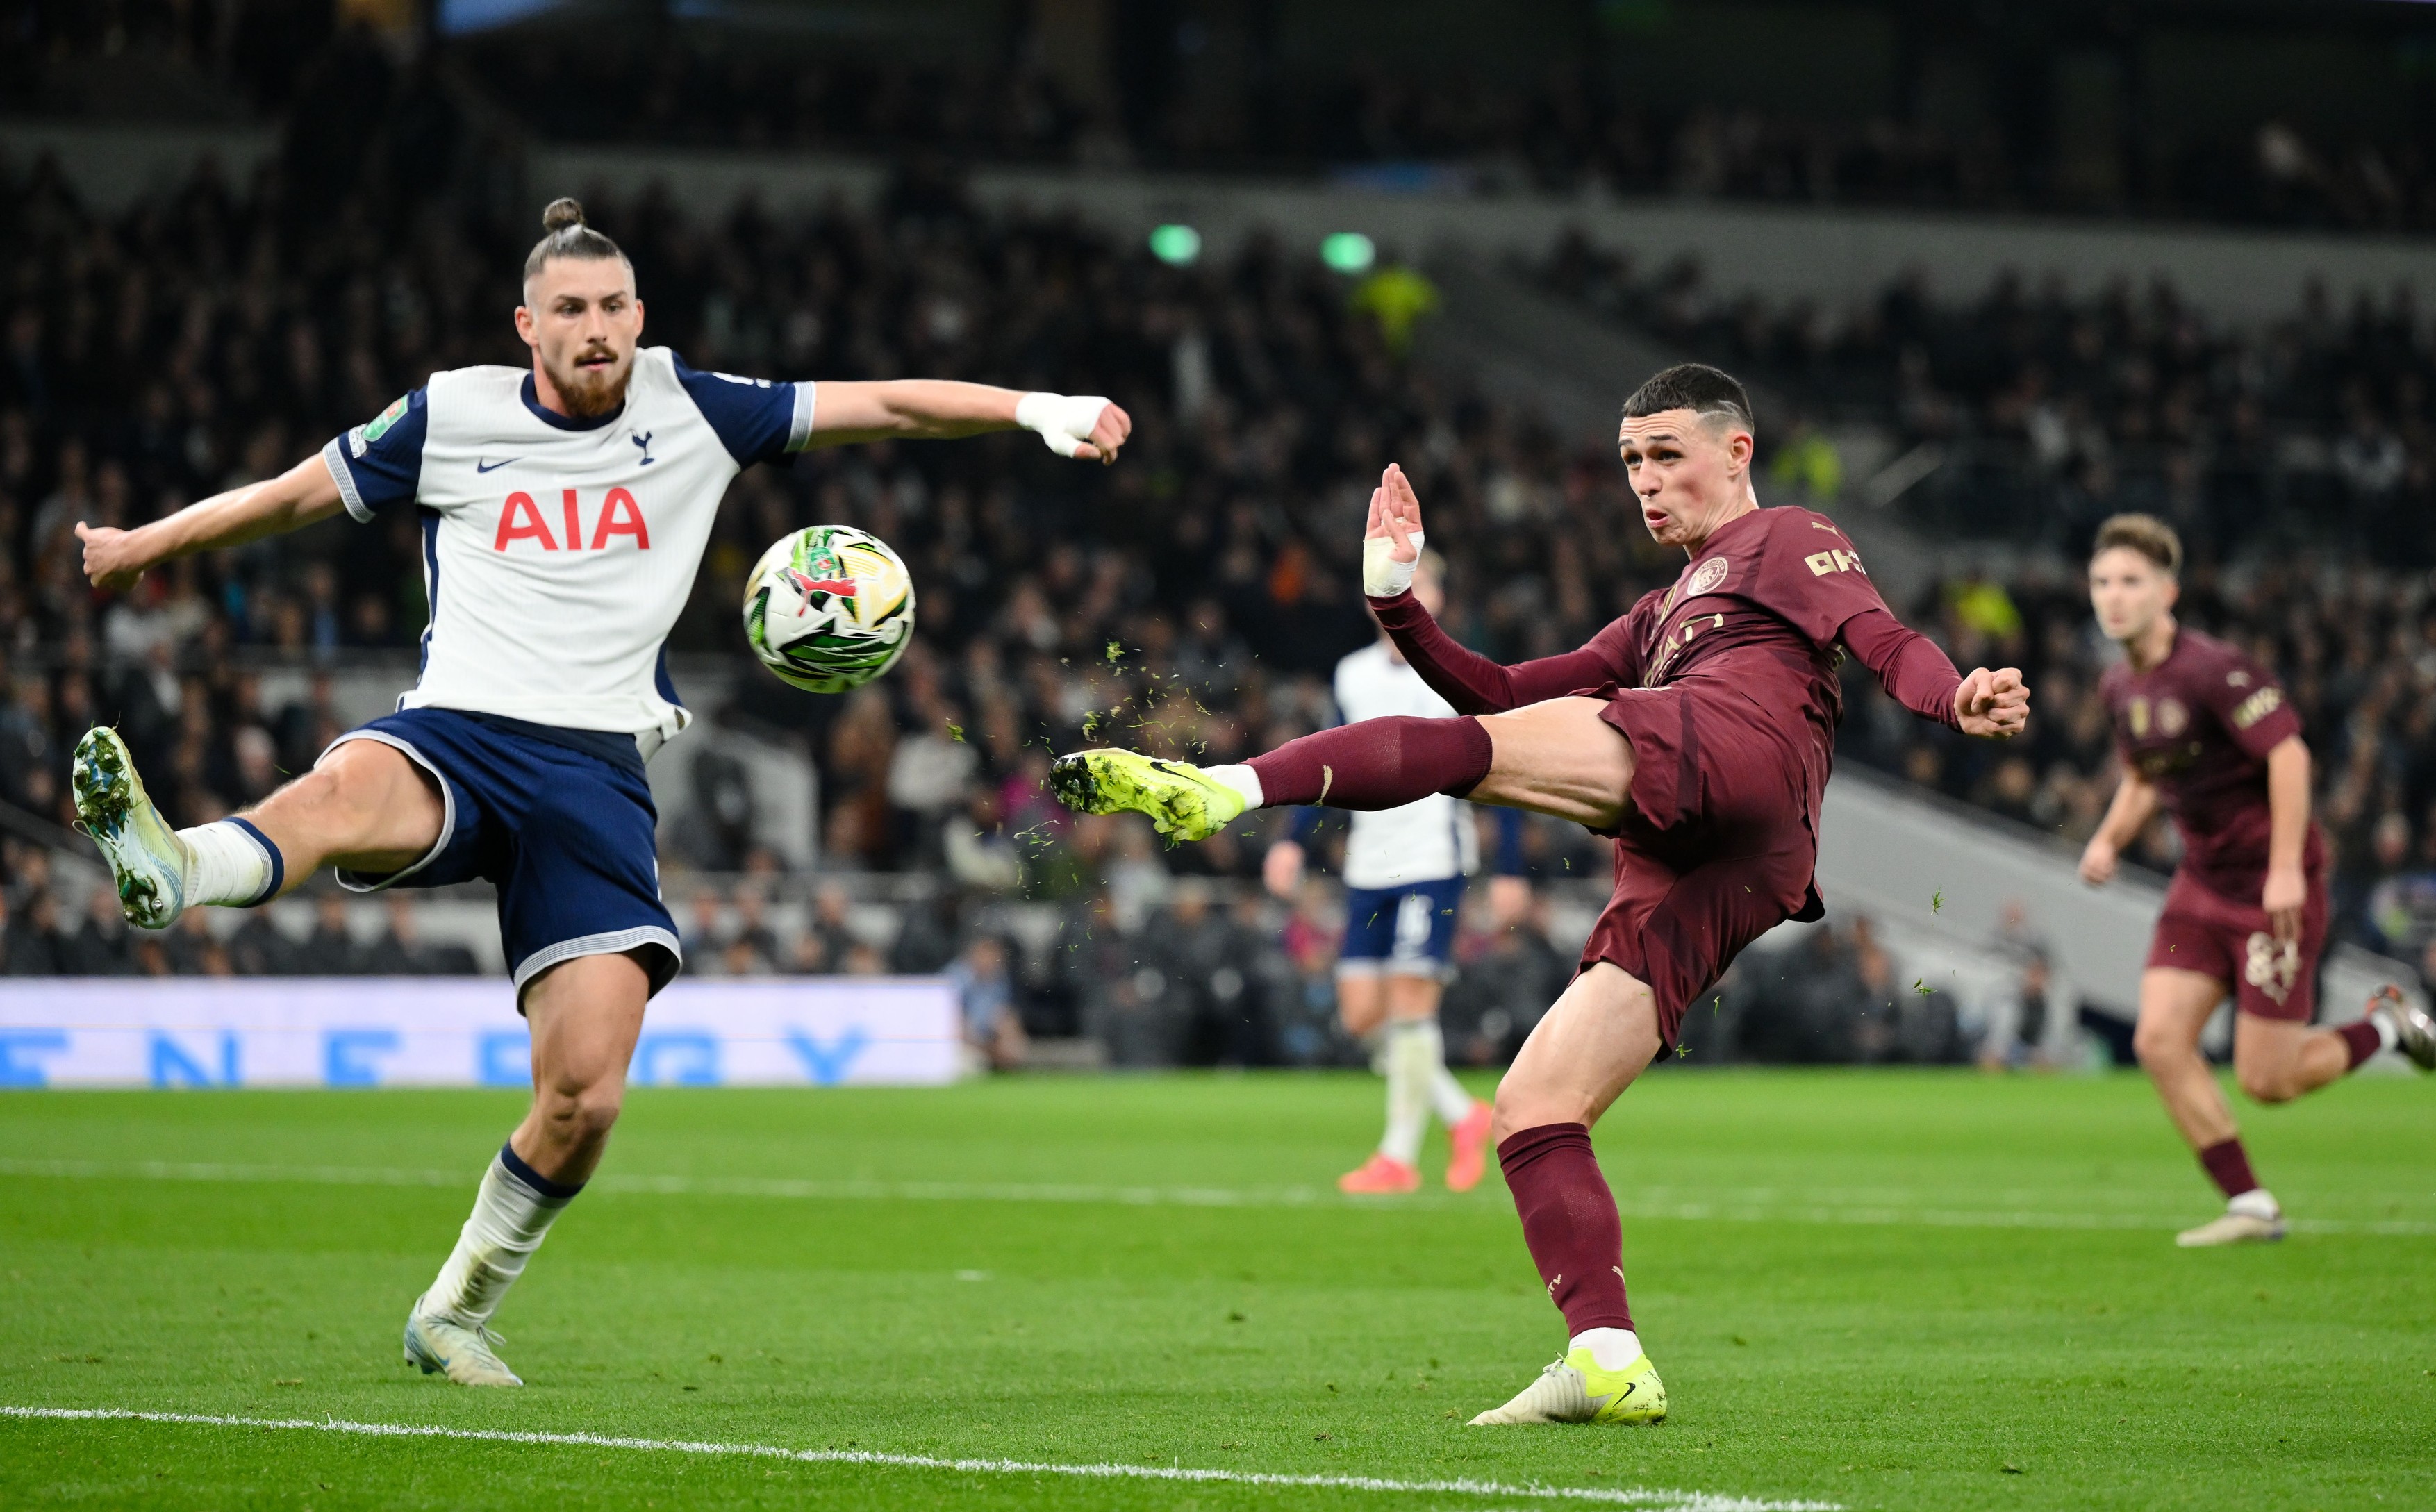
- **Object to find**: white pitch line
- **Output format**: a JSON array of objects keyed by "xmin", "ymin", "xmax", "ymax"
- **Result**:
[
  {"xmin": 0, "ymin": 1406, "xmax": 1839, "ymax": 1511},
  {"xmin": 2, "ymin": 1156, "xmax": 2430, "ymax": 1236}
]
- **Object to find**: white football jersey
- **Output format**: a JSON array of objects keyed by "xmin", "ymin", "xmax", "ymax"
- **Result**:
[
  {"xmin": 1332, "ymin": 640, "xmax": 1478, "ymax": 889},
  {"xmin": 322, "ymin": 348, "xmax": 813, "ymax": 754}
]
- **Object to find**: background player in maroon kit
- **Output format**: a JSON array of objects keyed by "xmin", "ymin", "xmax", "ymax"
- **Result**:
[
  {"xmin": 1050, "ymin": 365, "xmax": 2030, "ymax": 1424},
  {"xmin": 2078, "ymin": 514, "xmax": 2436, "ymax": 1247}
]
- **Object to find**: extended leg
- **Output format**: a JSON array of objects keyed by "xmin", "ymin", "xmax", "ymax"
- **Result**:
[
  {"xmin": 2132, "ymin": 968, "xmax": 2282, "ymax": 1245},
  {"xmin": 1241, "ymin": 696, "xmax": 1632, "ymax": 828},
  {"xmin": 1470, "ymin": 963, "xmax": 1668, "ymax": 1426},
  {"xmin": 1050, "ymin": 697, "xmax": 1633, "ymax": 840},
  {"xmin": 2232, "ymin": 1011, "xmax": 2381, "ymax": 1105},
  {"xmin": 73, "ymin": 727, "xmax": 442, "ymax": 926},
  {"xmin": 406, "ymin": 950, "xmax": 649, "ymax": 1386},
  {"xmin": 245, "ymin": 739, "xmax": 449, "ymax": 890}
]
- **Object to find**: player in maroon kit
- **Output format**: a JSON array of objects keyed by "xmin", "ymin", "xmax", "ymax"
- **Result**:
[
  {"xmin": 1050, "ymin": 365, "xmax": 2030, "ymax": 1424},
  {"xmin": 2078, "ymin": 514, "xmax": 2436, "ymax": 1247}
]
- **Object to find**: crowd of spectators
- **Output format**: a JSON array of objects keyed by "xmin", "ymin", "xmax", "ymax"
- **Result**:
[
  {"xmin": 1540, "ymin": 229, "xmax": 2436, "ymax": 563},
  {"xmin": 7, "ymin": 140, "xmax": 2436, "ymax": 1053},
  {"xmin": 10, "ymin": 8, "xmax": 2435, "ymax": 235},
  {"xmin": 452, "ymin": 35, "xmax": 2436, "ymax": 236}
]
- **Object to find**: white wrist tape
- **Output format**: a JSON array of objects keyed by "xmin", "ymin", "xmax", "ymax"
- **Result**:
[
  {"xmin": 1362, "ymin": 531, "xmax": 1423, "ymax": 598},
  {"xmin": 1014, "ymin": 392, "xmax": 1110, "ymax": 458}
]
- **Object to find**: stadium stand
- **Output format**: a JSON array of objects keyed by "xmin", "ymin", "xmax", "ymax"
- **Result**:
[
  {"xmin": 11, "ymin": 6, "xmax": 2435, "ymax": 232},
  {"xmin": 3, "ymin": 58, "xmax": 2431, "ymax": 1061}
]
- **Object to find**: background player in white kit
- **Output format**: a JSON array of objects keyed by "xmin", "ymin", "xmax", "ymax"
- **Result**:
[
  {"xmin": 1266, "ymin": 554, "xmax": 1494, "ymax": 1194},
  {"xmin": 69, "ymin": 199, "xmax": 1129, "ymax": 1386}
]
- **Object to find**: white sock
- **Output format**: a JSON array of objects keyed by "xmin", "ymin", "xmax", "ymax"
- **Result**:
[
  {"xmin": 2370, "ymin": 1012, "xmax": 2400, "ymax": 1052},
  {"xmin": 1379, "ymin": 1019, "xmax": 1435, "ymax": 1165},
  {"xmin": 1203, "ymin": 763, "xmax": 1265, "ymax": 809},
  {"xmin": 1358, "ymin": 1025, "xmax": 1389, "ymax": 1077},
  {"xmin": 1427, "ymin": 1060, "xmax": 1476, "ymax": 1126},
  {"xmin": 1571, "ymin": 1327, "xmax": 1643, "ymax": 1370},
  {"xmin": 2228, "ymin": 1188, "xmax": 2280, "ymax": 1220},
  {"xmin": 421, "ymin": 1146, "xmax": 581, "ymax": 1327},
  {"xmin": 178, "ymin": 820, "xmax": 278, "ymax": 906}
]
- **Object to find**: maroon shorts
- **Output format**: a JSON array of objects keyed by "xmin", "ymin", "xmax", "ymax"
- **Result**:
[
  {"xmin": 2145, "ymin": 866, "xmax": 2329, "ymax": 1022},
  {"xmin": 1577, "ymin": 680, "xmax": 1822, "ymax": 1047}
]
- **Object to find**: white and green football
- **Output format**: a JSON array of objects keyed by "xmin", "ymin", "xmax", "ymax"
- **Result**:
[{"xmin": 741, "ymin": 525, "xmax": 916, "ymax": 692}]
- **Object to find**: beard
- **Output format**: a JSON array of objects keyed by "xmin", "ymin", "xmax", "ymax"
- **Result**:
[{"xmin": 547, "ymin": 345, "xmax": 633, "ymax": 418}]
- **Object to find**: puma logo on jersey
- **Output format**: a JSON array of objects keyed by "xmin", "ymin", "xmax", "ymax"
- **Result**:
[{"xmin": 494, "ymin": 488, "xmax": 652, "ymax": 552}]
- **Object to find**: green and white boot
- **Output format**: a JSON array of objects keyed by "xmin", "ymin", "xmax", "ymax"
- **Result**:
[{"xmin": 71, "ymin": 727, "xmax": 190, "ymax": 930}]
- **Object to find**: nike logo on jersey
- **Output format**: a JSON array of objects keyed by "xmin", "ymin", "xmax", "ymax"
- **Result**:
[{"xmin": 476, "ymin": 458, "xmax": 518, "ymax": 473}]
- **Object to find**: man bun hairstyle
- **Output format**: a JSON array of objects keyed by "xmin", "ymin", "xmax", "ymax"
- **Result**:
[
  {"xmin": 2092, "ymin": 513, "xmax": 2182, "ymax": 575},
  {"xmin": 523, "ymin": 197, "xmax": 629, "ymax": 288},
  {"xmin": 1623, "ymin": 363, "xmax": 1755, "ymax": 436}
]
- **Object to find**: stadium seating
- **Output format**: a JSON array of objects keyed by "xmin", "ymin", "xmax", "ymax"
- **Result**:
[{"xmin": 2, "ymin": 135, "xmax": 2430, "ymax": 1061}]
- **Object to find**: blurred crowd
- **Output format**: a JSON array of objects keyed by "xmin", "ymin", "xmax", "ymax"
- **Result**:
[
  {"xmin": 1541, "ymin": 230, "xmax": 2436, "ymax": 563},
  {"xmin": 456, "ymin": 38, "xmax": 2436, "ymax": 234},
  {"xmin": 7, "ymin": 142, "xmax": 2436, "ymax": 1052},
  {"xmin": 8, "ymin": 8, "xmax": 2433, "ymax": 235}
]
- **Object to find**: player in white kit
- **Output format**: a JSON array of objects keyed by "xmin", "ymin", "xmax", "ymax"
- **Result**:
[
  {"xmin": 69, "ymin": 199, "xmax": 1130, "ymax": 1386},
  {"xmin": 1266, "ymin": 555, "xmax": 1494, "ymax": 1193}
]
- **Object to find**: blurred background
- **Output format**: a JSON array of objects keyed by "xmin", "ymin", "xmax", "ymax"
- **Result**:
[{"xmin": 3, "ymin": 0, "xmax": 2434, "ymax": 1074}]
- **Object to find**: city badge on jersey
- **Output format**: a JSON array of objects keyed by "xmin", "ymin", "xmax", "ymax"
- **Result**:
[{"xmin": 1687, "ymin": 557, "xmax": 1730, "ymax": 597}]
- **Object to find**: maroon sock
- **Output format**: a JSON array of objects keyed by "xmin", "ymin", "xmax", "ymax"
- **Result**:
[
  {"xmin": 1244, "ymin": 715, "xmax": 1491, "ymax": 810},
  {"xmin": 2336, "ymin": 1019, "xmax": 2385, "ymax": 1070},
  {"xmin": 1497, "ymin": 1122, "xmax": 1634, "ymax": 1335},
  {"xmin": 2197, "ymin": 1136, "xmax": 2260, "ymax": 1199}
]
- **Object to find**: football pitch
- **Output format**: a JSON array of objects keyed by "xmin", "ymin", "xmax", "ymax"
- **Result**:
[{"xmin": 1, "ymin": 1070, "xmax": 2428, "ymax": 1511}]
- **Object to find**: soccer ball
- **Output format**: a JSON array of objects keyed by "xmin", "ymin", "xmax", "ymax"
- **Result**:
[{"xmin": 741, "ymin": 525, "xmax": 916, "ymax": 692}]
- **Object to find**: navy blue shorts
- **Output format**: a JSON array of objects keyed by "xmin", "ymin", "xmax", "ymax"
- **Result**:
[
  {"xmin": 1339, "ymin": 876, "xmax": 1466, "ymax": 979},
  {"xmin": 324, "ymin": 708, "xmax": 681, "ymax": 999}
]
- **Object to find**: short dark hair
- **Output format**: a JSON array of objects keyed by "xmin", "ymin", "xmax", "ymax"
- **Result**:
[
  {"xmin": 1623, "ymin": 363, "xmax": 1755, "ymax": 435},
  {"xmin": 522, "ymin": 197, "xmax": 629, "ymax": 291},
  {"xmin": 2092, "ymin": 513, "xmax": 2182, "ymax": 574}
]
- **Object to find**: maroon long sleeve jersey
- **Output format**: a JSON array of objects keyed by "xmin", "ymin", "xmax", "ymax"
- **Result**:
[{"xmin": 1369, "ymin": 505, "xmax": 1966, "ymax": 794}]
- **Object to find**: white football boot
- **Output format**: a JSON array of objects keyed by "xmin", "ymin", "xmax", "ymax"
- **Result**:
[
  {"xmin": 1468, "ymin": 1347, "xmax": 1667, "ymax": 1425},
  {"xmin": 2176, "ymin": 1208, "xmax": 2287, "ymax": 1247},
  {"xmin": 70, "ymin": 726, "xmax": 191, "ymax": 930},
  {"xmin": 2366, "ymin": 986, "xmax": 2436, "ymax": 1072},
  {"xmin": 404, "ymin": 1295, "xmax": 523, "ymax": 1387}
]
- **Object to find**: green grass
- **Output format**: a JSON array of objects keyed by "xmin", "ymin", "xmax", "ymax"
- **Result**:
[{"xmin": 1, "ymin": 1069, "xmax": 2430, "ymax": 1511}]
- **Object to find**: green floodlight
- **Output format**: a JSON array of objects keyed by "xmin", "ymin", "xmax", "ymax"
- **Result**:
[
  {"xmin": 1148, "ymin": 224, "xmax": 1202, "ymax": 266},
  {"xmin": 1320, "ymin": 231, "xmax": 1376, "ymax": 274}
]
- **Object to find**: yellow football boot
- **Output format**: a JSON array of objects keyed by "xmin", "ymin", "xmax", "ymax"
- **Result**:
[
  {"xmin": 1468, "ymin": 1347, "xmax": 1668, "ymax": 1425},
  {"xmin": 1047, "ymin": 749, "xmax": 1246, "ymax": 842}
]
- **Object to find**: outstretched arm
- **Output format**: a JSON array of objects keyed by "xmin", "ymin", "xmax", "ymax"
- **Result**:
[
  {"xmin": 78, "ymin": 454, "xmax": 345, "ymax": 591},
  {"xmin": 1370, "ymin": 592, "xmax": 1628, "ymax": 715},
  {"xmin": 1839, "ymin": 606, "xmax": 2027, "ymax": 738},
  {"xmin": 1361, "ymin": 463, "xmax": 1630, "ymax": 713},
  {"xmin": 809, "ymin": 382, "xmax": 1132, "ymax": 461}
]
